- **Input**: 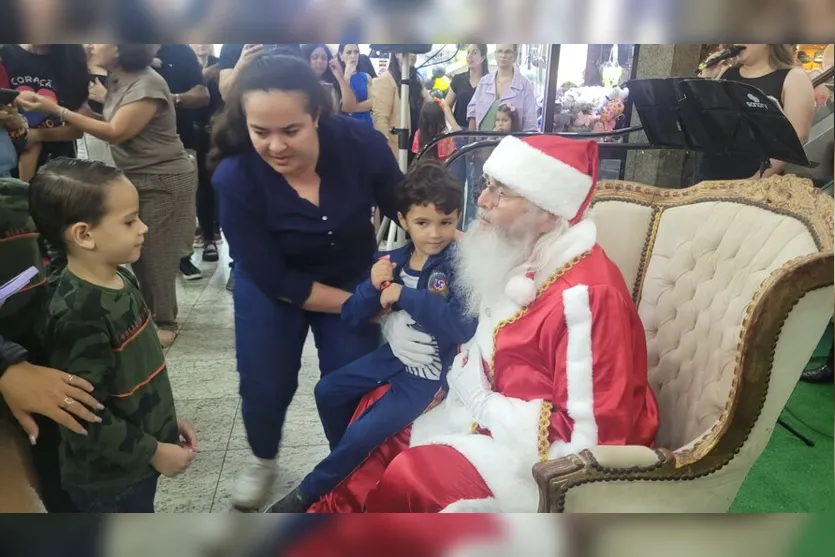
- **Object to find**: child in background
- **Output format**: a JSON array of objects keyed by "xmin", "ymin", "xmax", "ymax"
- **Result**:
[
  {"xmin": 267, "ymin": 161, "xmax": 476, "ymax": 513},
  {"xmin": 29, "ymin": 158, "xmax": 196, "ymax": 513},
  {"xmin": 412, "ymin": 98, "xmax": 462, "ymax": 161},
  {"xmin": 493, "ymin": 103, "xmax": 521, "ymax": 133},
  {"xmin": 0, "ymin": 62, "xmax": 27, "ymax": 178}
]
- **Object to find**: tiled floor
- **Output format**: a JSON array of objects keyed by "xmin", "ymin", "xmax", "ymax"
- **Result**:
[{"xmin": 155, "ymin": 245, "xmax": 328, "ymax": 513}]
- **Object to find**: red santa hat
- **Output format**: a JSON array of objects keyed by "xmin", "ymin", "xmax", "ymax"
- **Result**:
[{"xmin": 482, "ymin": 135, "xmax": 599, "ymax": 226}]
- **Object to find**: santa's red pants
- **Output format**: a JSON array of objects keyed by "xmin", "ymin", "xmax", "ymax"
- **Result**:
[{"xmin": 308, "ymin": 386, "xmax": 494, "ymax": 513}]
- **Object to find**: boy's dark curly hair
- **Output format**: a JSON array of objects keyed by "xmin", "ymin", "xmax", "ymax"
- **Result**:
[{"xmin": 396, "ymin": 160, "xmax": 463, "ymax": 217}]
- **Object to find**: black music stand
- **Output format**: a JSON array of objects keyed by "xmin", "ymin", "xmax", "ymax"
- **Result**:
[
  {"xmin": 624, "ymin": 77, "xmax": 811, "ymax": 177},
  {"xmin": 624, "ymin": 77, "xmax": 815, "ymax": 446}
]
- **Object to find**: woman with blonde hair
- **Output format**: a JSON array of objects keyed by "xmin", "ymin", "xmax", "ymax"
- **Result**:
[{"xmin": 697, "ymin": 44, "xmax": 815, "ymax": 181}]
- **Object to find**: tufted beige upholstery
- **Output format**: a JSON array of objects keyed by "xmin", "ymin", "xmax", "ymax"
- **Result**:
[{"xmin": 534, "ymin": 176, "xmax": 834, "ymax": 513}]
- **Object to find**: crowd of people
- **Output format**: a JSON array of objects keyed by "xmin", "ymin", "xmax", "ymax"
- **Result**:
[{"xmin": 0, "ymin": 42, "xmax": 826, "ymax": 514}]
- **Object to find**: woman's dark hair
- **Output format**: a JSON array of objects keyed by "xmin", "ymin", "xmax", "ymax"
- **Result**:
[
  {"xmin": 41, "ymin": 44, "xmax": 89, "ymax": 110},
  {"xmin": 470, "ymin": 44, "xmax": 489, "ymax": 75},
  {"xmin": 302, "ymin": 44, "xmax": 339, "ymax": 95},
  {"xmin": 116, "ymin": 44, "xmax": 154, "ymax": 72},
  {"xmin": 210, "ymin": 54, "xmax": 332, "ymax": 171},
  {"xmin": 388, "ymin": 53, "xmax": 425, "ymax": 111},
  {"xmin": 29, "ymin": 158, "xmax": 126, "ymax": 252},
  {"xmin": 358, "ymin": 54, "xmax": 378, "ymax": 78},
  {"xmin": 396, "ymin": 160, "xmax": 463, "ymax": 217},
  {"xmin": 497, "ymin": 103, "xmax": 522, "ymax": 132},
  {"xmin": 336, "ymin": 44, "xmax": 354, "ymax": 69},
  {"xmin": 417, "ymin": 101, "xmax": 447, "ymax": 159}
]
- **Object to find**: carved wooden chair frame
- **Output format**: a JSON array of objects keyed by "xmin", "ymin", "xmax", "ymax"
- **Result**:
[{"xmin": 534, "ymin": 176, "xmax": 834, "ymax": 512}]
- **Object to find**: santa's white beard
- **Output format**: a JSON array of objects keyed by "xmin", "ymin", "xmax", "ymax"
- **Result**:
[{"xmin": 455, "ymin": 213, "xmax": 539, "ymax": 317}]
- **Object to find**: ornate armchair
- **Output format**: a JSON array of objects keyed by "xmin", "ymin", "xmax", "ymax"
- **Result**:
[{"xmin": 534, "ymin": 176, "xmax": 834, "ymax": 512}]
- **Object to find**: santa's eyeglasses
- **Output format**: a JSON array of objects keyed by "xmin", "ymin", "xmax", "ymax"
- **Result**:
[{"xmin": 481, "ymin": 176, "xmax": 524, "ymax": 201}]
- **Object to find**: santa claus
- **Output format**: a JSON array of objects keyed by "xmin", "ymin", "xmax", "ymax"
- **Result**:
[{"xmin": 308, "ymin": 135, "xmax": 660, "ymax": 513}]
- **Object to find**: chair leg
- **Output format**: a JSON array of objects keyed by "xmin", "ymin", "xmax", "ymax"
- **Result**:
[{"xmin": 776, "ymin": 418, "xmax": 816, "ymax": 447}]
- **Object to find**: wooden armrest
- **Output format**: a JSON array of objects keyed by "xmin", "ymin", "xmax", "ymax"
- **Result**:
[{"xmin": 533, "ymin": 445, "xmax": 676, "ymax": 512}]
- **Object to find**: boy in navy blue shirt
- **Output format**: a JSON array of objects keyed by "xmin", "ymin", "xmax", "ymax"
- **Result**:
[{"xmin": 267, "ymin": 161, "xmax": 476, "ymax": 513}]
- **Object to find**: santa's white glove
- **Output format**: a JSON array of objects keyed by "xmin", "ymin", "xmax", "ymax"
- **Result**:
[
  {"xmin": 383, "ymin": 311, "xmax": 439, "ymax": 368},
  {"xmin": 448, "ymin": 344, "xmax": 495, "ymax": 426}
]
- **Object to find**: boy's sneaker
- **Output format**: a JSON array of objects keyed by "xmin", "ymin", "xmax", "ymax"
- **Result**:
[
  {"xmin": 179, "ymin": 257, "xmax": 203, "ymax": 280},
  {"xmin": 265, "ymin": 486, "xmax": 312, "ymax": 513},
  {"xmin": 202, "ymin": 242, "xmax": 219, "ymax": 262},
  {"xmin": 232, "ymin": 457, "xmax": 277, "ymax": 510}
]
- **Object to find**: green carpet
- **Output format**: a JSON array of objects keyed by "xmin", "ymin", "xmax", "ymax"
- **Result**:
[{"xmin": 730, "ymin": 381, "xmax": 834, "ymax": 512}]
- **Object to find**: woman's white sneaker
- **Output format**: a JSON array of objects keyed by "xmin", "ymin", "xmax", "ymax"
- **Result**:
[{"xmin": 231, "ymin": 457, "xmax": 277, "ymax": 510}]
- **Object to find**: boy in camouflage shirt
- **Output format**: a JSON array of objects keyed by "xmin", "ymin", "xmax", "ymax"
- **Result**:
[{"xmin": 29, "ymin": 158, "xmax": 196, "ymax": 513}]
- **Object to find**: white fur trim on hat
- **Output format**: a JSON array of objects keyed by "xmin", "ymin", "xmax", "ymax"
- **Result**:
[{"xmin": 483, "ymin": 135, "xmax": 592, "ymax": 221}]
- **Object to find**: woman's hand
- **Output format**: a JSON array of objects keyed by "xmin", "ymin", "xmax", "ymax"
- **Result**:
[
  {"xmin": 15, "ymin": 91, "xmax": 60, "ymax": 116},
  {"xmin": 236, "ymin": 44, "xmax": 264, "ymax": 71},
  {"xmin": 344, "ymin": 61, "xmax": 357, "ymax": 82},
  {"xmin": 329, "ymin": 58, "xmax": 345, "ymax": 82},
  {"xmin": 0, "ymin": 361, "xmax": 103, "ymax": 443},
  {"xmin": 88, "ymin": 77, "xmax": 107, "ymax": 104},
  {"xmin": 698, "ymin": 50, "xmax": 732, "ymax": 79},
  {"xmin": 382, "ymin": 311, "xmax": 438, "ymax": 367}
]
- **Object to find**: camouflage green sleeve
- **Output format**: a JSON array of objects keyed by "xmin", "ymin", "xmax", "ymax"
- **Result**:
[{"xmin": 50, "ymin": 318, "xmax": 159, "ymax": 470}]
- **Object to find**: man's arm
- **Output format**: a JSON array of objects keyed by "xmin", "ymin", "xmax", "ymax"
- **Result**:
[
  {"xmin": 175, "ymin": 85, "xmax": 209, "ymax": 109},
  {"xmin": 173, "ymin": 45, "xmax": 210, "ymax": 109}
]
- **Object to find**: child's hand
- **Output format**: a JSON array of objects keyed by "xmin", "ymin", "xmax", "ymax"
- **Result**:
[
  {"xmin": 151, "ymin": 442, "xmax": 195, "ymax": 478},
  {"xmin": 177, "ymin": 419, "xmax": 197, "ymax": 452},
  {"xmin": 380, "ymin": 283, "xmax": 403, "ymax": 309},
  {"xmin": 370, "ymin": 307, "xmax": 393, "ymax": 324},
  {"xmin": 371, "ymin": 256, "xmax": 396, "ymax": 290}
]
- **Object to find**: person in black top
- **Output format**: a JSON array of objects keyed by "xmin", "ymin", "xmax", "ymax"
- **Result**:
[
  {"xmin": 445, "ymin": 44, "xmax": 488, "ymax": 129},
  {"xmin": 0, "ymin": 44, "xmax": 89, "ymax": 176},
  {"xmin": 150, "ymin": 44, "xmax": 210, "ymax": 280},
  {"xmin": 190, "ymin": 44, "xmax": 224, "ymax": 262},
  {"xmin": 151, "ymin": 44, "xmax": 209, "ymax": 151},
  {"xmin": 696, "ymin": 44, "xmax": 815, "ymax": 182}
]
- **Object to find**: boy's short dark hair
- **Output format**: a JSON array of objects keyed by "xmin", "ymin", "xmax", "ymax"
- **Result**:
[
  {"xmin": 29, "ymin": 158, "xmax": 126, "ymax": 252},
  {"xmin": 396, "ymin": 160, "xmax": 463, "ymax": 217}
]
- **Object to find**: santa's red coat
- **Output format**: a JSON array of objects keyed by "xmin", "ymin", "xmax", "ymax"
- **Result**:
[{"xmin": 309, "ymin": 220, "xmax": 659, "ymax": 513}]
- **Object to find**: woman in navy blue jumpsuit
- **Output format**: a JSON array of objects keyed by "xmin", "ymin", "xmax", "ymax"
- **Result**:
[{"xmin": 211, "ymin": 54, "xmax": 418, "ymax": 510}]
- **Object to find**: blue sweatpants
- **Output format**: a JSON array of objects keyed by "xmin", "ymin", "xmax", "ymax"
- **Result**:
[
  {"xmin": 299, "ymin": 346, "xmax": 442, "ymax": 500},
  {"xmin": 233, "ymin": 267, "xmax": 381, "ymax": 458}
]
